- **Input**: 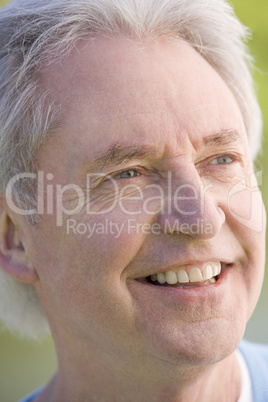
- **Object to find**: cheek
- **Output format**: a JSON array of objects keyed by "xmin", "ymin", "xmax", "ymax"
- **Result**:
[
  {"xmin": 214, "ymin": 175, "xmax": 266, "ymax": 319},
  {"xmin": 228, "ymin": 189, "xmax": 264, "ymax": 233},
  {"xmin": 47, "ymin": 206, "xmax": 153, "ymax": 284},
  {"xmin": 60, "ymin": 186, "xmax": 160, "ymax": 267},
  {"xmin": 32, "ymin": 214, "xmax": 146, "ymax": 356},
  {"xmin": 227, "ymin": 202, "xmax": 266, "ymax": 319}
]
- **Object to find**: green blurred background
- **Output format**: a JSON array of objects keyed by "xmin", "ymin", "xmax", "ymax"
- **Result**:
[{"xmin": 0, "ymin": 0, "xmax": 268, "ymax": 401}]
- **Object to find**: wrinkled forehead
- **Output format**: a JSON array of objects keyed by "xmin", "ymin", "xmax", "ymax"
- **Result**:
[{"xmin": 39, "ymin": 35, "xmax": 247, "ymax": 154}]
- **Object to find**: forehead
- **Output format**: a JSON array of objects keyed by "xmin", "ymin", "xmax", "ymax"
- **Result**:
[{"xmin": 40, "ymin": 36, "xmax": 246, "ymax": 162}]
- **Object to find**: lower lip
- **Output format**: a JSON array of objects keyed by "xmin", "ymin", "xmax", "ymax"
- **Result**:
[{"xmin": 133, "ymin": 267, "xmax": 228, "ymax": 305}]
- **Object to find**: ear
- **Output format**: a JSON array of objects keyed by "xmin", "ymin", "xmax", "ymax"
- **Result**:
[{"xmin": 0, "ymin": 206, "xmax": 39, "ymax": 283}]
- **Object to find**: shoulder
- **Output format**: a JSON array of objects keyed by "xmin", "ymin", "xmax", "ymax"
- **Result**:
[
  {"xmin": 238, "ymin": 339, "xmax": 268, "ymax": 402},
  {"xmin": 17, "ymin": 386, "xmax": 44, "ymax": 402}
]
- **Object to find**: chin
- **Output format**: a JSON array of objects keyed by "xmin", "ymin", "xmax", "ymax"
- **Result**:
[{"xmin": 139, "ymin": 316, "xmax": 246, "ymax": 367}]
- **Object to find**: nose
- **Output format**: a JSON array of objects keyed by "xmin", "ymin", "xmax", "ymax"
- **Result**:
[{"xmin": 157, "ymin": 169, "xmax": 226, "ymax": 239}]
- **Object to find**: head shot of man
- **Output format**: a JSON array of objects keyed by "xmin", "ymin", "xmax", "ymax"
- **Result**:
[{"xmin": 0, "ymin": 0, "xmax": 267, "ymax": 401}]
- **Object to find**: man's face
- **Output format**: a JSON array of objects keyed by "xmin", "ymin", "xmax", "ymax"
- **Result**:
[{"xmin": 25, "ymin": 37, "xmax": 265, "ymax": 366}]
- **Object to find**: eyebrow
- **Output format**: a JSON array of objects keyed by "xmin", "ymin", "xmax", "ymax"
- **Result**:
[
  {"xmin": 203, "ymin": 129, "xmax": 241, "ymax": 147},
  {"xmin": 86, "ymin": 144, "xmax": 156, "ymax": 170}
]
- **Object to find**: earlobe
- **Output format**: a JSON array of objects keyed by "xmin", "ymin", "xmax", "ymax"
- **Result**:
[{"xmin": 0, "ymin": 208, "xmax": 39, "ymax": 284}]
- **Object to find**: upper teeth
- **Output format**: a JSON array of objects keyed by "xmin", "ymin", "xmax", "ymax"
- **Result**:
[{"xmin": 150, "ymin": 262, "xmax": 221, "ymax": 285}]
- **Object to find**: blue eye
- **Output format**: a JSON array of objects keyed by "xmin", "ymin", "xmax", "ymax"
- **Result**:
[
  {"xmin": 117, "ymin": 169, "xmax": 139, "ymax": 179},
  {"xmin": 209, "ymin": 156, "xmax": 233, "ymax": 165}
]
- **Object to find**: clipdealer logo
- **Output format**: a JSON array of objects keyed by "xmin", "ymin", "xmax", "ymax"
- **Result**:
[{"xmin": 5, "ymin": 170, "xmax": 264, "ymax": 233}]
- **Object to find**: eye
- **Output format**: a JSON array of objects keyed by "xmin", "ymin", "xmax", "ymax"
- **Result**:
[
  {"xmin": 115, "ymin": 169, "xmax": 139, "ymax": 179},
  {"xmin": 209, "ymin": 155, "xmax": 234, "ymax": 165}
]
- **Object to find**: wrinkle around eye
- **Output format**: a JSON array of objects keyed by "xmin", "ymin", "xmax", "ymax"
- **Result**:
[
  {"xmin": 201, "ymin": 170, "xmax": 247, "ymax": 186},
  {"xmin": 197, "ymin": 158, "xmax": 245, "ymax": 183},
  {"xmin": 72, "ymin": 178, "xmax": 150, "ymax": 220}
]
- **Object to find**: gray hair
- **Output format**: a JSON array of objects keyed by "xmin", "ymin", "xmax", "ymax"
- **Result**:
[{"xmin": 0, "ymin": 0, "xmax": 262, "ymax": 338}]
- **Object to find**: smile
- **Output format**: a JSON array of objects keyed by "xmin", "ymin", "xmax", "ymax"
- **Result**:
[{"xmin": 147, "ymin": 262, "xmax": 222, "ymax": 288}]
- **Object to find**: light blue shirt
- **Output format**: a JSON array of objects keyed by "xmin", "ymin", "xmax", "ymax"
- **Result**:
[
  {"xmin": 238, "ymin": 339, "xmax": 268, "ymax": 402},
  {"xmin": 18, "ymin": 386, "xmax": 44, "ymax": 402}
]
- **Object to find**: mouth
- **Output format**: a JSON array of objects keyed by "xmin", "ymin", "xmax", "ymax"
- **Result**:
[{"xmin": 144, "ymin": 261, "xmax": 223, "ymax": 289}]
